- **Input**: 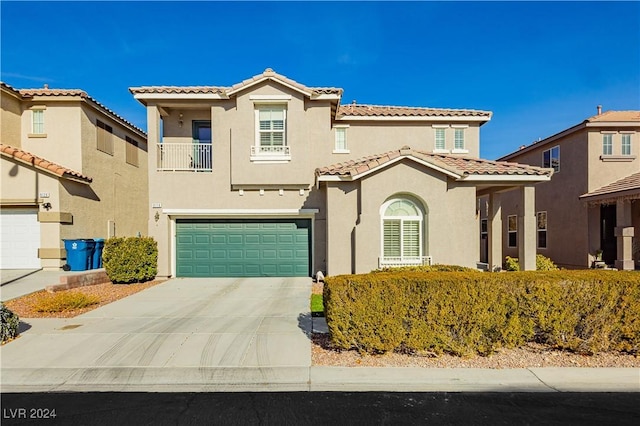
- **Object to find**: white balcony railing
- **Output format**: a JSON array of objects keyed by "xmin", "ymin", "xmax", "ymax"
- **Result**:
[
  {"xmin": 250, "ymin": 145, "xmax": 291, "ymax": 161},
  {"xmin": 157, "ymin": 142, "xmax": 212, "ymax": 171},
  {"xmin": 379, "ymin": 256, "xmax": 433, "ymax": 268}
]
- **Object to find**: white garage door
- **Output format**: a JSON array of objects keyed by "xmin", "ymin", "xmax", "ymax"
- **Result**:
[{"xmin": 0, "ymin": 209, "xmax": 41, "ymax": 269}]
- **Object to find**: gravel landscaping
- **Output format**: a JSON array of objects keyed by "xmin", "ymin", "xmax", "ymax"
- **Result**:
[{"xmin": 3, "ymin": 280, "xmax": 165, "ymax": 319}]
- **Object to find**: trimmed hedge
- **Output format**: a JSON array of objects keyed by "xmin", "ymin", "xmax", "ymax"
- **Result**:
[
  {"xmin": 323, "ymin": 270, "xmax": 640, "ymax": 356},
  {"xmin": 374, "ymin": 264, "xmax": 480, "ymax": 273},
  {"xmin": 505, "ymin": 254, "xmax": 559, "ymax": 271},
  {"xmin": 103, "ymin": 237, "xmax": 158, "ymax": 284},
  {"xmin": 1, "ymin": 302, "xmax": 20, "ymax": 343}
]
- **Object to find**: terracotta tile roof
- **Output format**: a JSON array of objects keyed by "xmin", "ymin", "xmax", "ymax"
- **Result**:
[
  {"xmin": 500, "ymin": 110, "xmax": 640, "ymax": 161},
  {"xmin": 580, "ymin": 172, "xmax": 640, "ymax": 200},
  {"xmin": 1, "ymin": 81, "xmax": 22, "ymax": 97},
  {"xmin": 129, "ymin": 86, "xmax": 227, "ymax": 95},
  {"xmin": 228, "ymin": 68, "xmax": 343, "ymax": 97},
  {"xmin": 587, "ymin": 111, "xmax": 640, "ymax": 122},
  {"xmin": 0, "ymin": 144, "xmax": 92, "ymax": 183},
  {"xmin": 129, "ymin": 68, "xmax": 343, "ymax": 98},
  {"xmin": 13, "ymin": 86, "xmax": 146, "ymax": 137},
  {"xmin": 316, "ymin": 147, "xmax": 552, "ymax": 179},
  {"xmin": 337, "ymin": 104, "xmax": 492, "ymax": 119}
]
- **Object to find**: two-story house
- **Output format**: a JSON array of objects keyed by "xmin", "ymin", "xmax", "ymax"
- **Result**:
[
  {"xmin": 130, "ymin": 69, "xmax": 552, "ymax": 278},
  {"xmin": 1, "ymin": 82, "xmax": 149, "ymax": 270},
  {"xmin": 497, "ymin": 109, "xmax": 639, "ymax": 270}
]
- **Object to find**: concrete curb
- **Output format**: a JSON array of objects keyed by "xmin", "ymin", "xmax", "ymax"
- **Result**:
[{"xmin": 1, "ymin": 367, "xmax": 638, "ymax": 393}]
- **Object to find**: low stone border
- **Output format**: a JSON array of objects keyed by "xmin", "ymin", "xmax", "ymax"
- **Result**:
[{"xmin": 45, "ymin": 270, "xmax": 110, "ymax": 293}]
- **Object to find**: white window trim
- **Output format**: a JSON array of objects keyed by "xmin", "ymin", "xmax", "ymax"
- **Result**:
[
  {"xmin": 29, "ymin": 107, "xmax": 46, "ymax": 137},
  {"xmin": 379, "ymin": 198, "xmax": 424, "ymax": 264},
  {"xmin": 602, "ymin": 133, "xmax": 613, "ymax": 156},
  {"xmin": 454, "ymin": 128, "xmax": 465, "ymax": 151},
  {"xmin": 508, "ymin": 214, "xmax": 517, "ymax": 248},
  {"xmin": 333, "ymin": 125, "xmax": 350, "ymax": 154},
  {"xmin": 252, "ymin": 105, "xmax": 290, "ymax": 162},
  {"xmin": 621, "ymin": 133, "xmax": 632, "ymax": 156},
  {"xmin": 434, "ymin": 127, "xmax": 446, "ymax": 151}
]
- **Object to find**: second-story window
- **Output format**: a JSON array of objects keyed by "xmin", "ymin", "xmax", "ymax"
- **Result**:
[
  {"xmin": 602, "ymin": 134, "xmax": 613, "ymax": 156},
  {"xmin": 435, "ymin": 128, "xmax": 445, "ymax": 150},
  {"xmin": 32, "ymin": 109, "xmax": 45, "ymax": 134},
  {"xmin": 543, "ymin": 146, "xmax": 560, "ymax": 172},
  {"xmin": 333, "ymin": 126, "xmax": 349, "ymax": 153},
  {"xmin": 258, "ymin": 106, "xmax": 286, "ymax": 151},
  {"xmin": 97, "ymin": 120, "xmax": 114, "ymax": 155},
  {"xmin": 454, "ymin": 128, "xmax": 465, "ymax": 150},
  {"xmin": 125, "ymin": 136, "xmax": 139, "ymax": 167},
  {"xmin": 252, "ymin": 105, "xmax": 290, "ymax": 161},
  {"xmin": 621, "ymin": 134, "xmax": 632, "ymax": 156}
]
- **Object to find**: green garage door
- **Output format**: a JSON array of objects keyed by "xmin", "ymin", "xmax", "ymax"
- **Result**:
[{"xmin": 176, "ymin": 219, "xmax": 311, "ymax": 277}]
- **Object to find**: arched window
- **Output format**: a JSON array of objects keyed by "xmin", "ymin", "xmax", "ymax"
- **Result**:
[{"xmin": 380, "ymin": 197, "xmax": 424, "ymax": 265}]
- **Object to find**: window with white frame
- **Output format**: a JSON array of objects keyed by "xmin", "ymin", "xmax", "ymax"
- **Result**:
[
  {"xmin": 508, "ymin": 215, "xmax": 517, "ymax": 248},
  {"xmin": 602, "ymin": 134, "xmax": 613, "ymax": 156},
  {"xmin": 537, "ymin": 211, "xmax": 547, "ymax": 249},
  {"xmin": 32, "ymin": 109, "xmax": 45, "ymax": 134},
  {"xmin": 434, "ymin": 128, "xmax": 445, "ymax": 150},
  {"xmin": 543, "ymin": 146, "xmax": 560, "ymax": 172},
  {"xmin": 621, "ymin": 134, "xmax": 632, "ymax": 156},
  {"xmin": 454, "ymin": 128, "xmax": 465, "ymax": 150},
  {"xmin": 381, "ymin": 198, "xmax": 423, "ymax": 264},
  {"xmin": 256, "ymin": 106, "xmax": 286, "ymax": 151},
  {"xmin": 334, "ymin": 127, "xmax": 349, "ymax": 152}
]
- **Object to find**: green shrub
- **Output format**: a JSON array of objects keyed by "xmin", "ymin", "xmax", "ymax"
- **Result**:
[
  {"xmin": 374, "ymin": 264, "xmax": 480, "ymax": 273},
  {"xmin": 324, "ymin": 270, "xmax": 640, "ymax": 356},
  {"xmin": 505, "ymin": 254, "xmax": 559, "ymax": 271},
  {"xmin": 1, "ymin": 303, "xmax": 20, "ymax": 343},
  {"xmin": 32, "ymin": 292, "xmax": 100, "ymax": 313},
  {"xmin": 103, "ymin": 237, "xmax": 158, "ymax": 283}
]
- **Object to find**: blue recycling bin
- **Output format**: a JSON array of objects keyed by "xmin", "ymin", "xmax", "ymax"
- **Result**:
[
  {"xmin": 63, "ymin": 239, "xmax": 95, "ymax": 271},
  {"xmin": 92, "ymin": 238, "xmax": 105, "ymax": 269}
]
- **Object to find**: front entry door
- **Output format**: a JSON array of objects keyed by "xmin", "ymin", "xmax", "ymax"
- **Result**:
[{"xmin": 600, "ymin": 205, "xmax": 616, "ymax": 265}]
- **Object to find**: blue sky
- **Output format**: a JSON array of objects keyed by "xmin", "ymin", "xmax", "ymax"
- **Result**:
[{"xmin": 2, "ymin": 1, "xmax": 639, "ymax": 159}]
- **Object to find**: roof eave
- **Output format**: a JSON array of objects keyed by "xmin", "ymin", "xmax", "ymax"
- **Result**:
[
  {"xmin": 336, "ymin": 115, "xmax": 490, "ymax": 122},
  {"xmin": 459, "ymin": 174, "xmax": 552, "ymax": 182}
]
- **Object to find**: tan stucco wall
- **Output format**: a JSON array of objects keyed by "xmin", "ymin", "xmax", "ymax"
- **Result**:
[
  {"xmin": 1, "ymin": 156, "xmax": 64, "ymax": 268},
  {"xmin": 500, "ymin": 130, "xmax": 589, "ymax": 267},
  {"xmin": 55, "ymin": 104, "xmax": 148, "ymax": 242},
  {"xmin": 338, "ymin": 122, "xmax": 481, "ymax": 159},
  {"xmin": 21, "ymin": 101, "xmax": 83, "ymax": 172},
  {"xmin": 500, "ymin": 123, "xmax": 639, "ymax": 268},
  {"xmin": 1, "ymin": 90, "xmax": 22, "ymax": 147},
  {"xmin": 2, "ymin": 93, "xmax": 148, "ymax": 269},
  {"xmin": 325, "ymin": 160, "xmax": 479, "ymax": 275},
  {"xmin": 586, "ymin": 128, "xmax": 639, "ymax": 191},
  {"xmin": 145, "ymin": 81, "xmax": 486, "ymax": 276}
]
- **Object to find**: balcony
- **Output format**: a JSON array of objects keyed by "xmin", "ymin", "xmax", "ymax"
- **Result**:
[
  {"xmin": 157, "ymin": 142, "xmax": 212, "ymax": 171},
  {"xmin": 378, "ymin": 256, "xmax": 433, "ymax": 268},
  {"xmin": 250, "ymin": 145, "xmax": 291, "ymax": 162}
]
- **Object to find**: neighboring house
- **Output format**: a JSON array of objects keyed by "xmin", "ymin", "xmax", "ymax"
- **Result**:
[
  {"xmin": 130, "ymin": 68, "xmax": 552, "ymax": 278},
  {"xmin": 0, "ymin": 82, "xmax": 148, "ymax": 270},
  {"xmin": 496, "ymin": 109, "xmax": 640, "ymax": 270}
]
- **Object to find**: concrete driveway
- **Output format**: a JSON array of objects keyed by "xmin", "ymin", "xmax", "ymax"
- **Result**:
[{"xmin": 1, "ymin": 277, "xmax": 313, "ymax": 391}]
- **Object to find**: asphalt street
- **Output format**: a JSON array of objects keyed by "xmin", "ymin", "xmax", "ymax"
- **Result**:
[{"xmin": 2, "ymin": 392, "xmax": 640, "ymax": 425}]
